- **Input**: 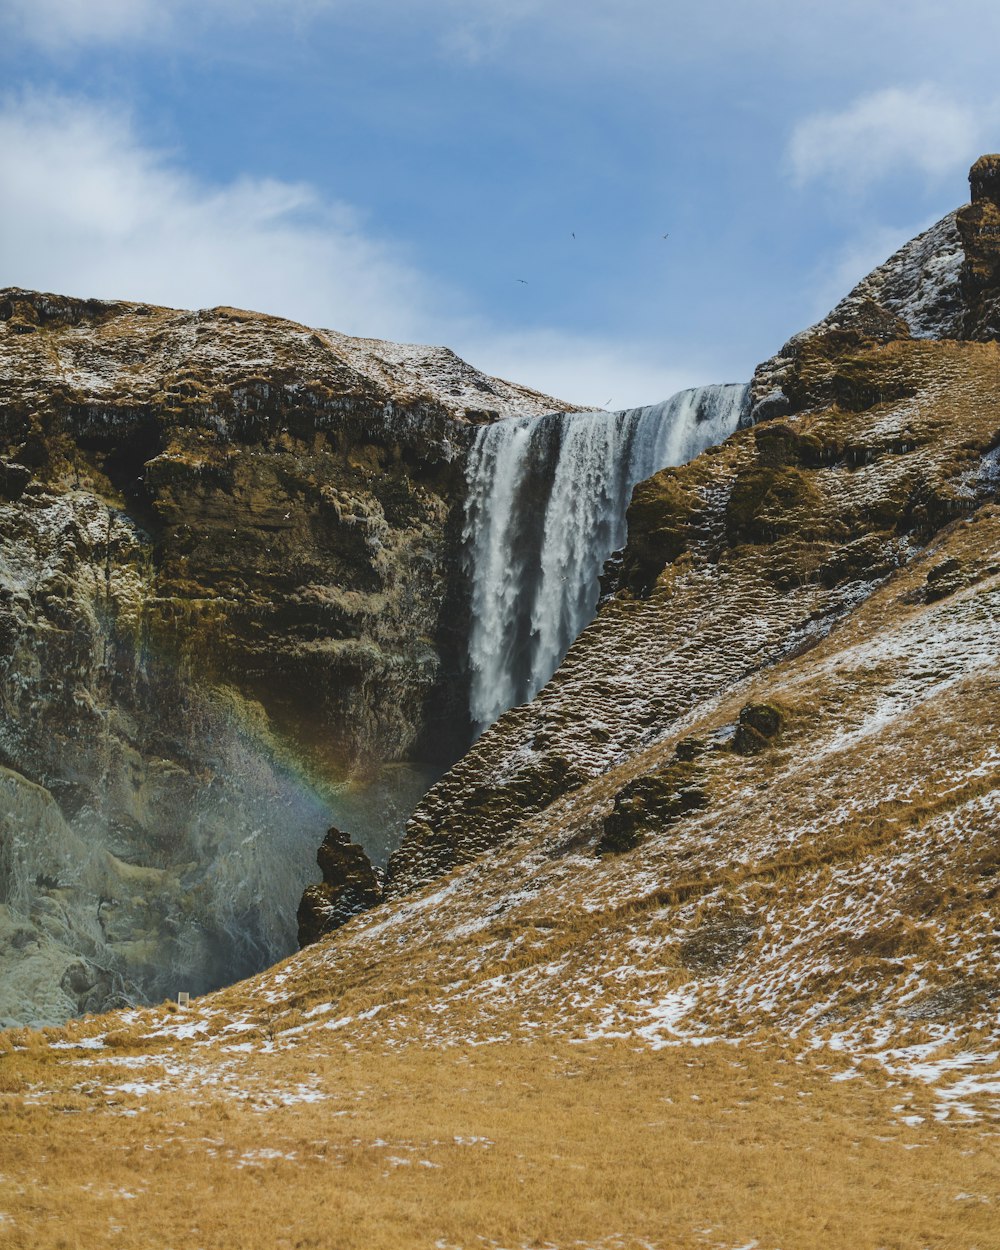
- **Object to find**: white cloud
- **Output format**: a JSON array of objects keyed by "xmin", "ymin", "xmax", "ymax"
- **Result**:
[
  {"xmin": 788, "ymin": 86, "xmax": 990, "ymax": 192},
  {"xmin": 0, "ymin": 92, "xmax": 447, "ymax": 342},
  {"xmin": 0, "ymin": 92, "xmax": 702, "ymax": 408},
  {"xmin": 3, "ymin": 0, "xmax": 165, "ymax": 48}
]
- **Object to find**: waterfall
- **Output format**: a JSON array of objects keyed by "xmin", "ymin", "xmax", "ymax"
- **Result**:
[{"xmin": 463, "ymin": 383, "xmax": 749, "ymax": 733}]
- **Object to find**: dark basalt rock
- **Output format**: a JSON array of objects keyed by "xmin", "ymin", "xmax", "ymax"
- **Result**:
[
  {"xmin": 969, "ymin": 154, "xmax": 1000, "ymax": 205},
  {"xmin": 0, "ymin": 460, "xmax": 30, "ymax": 501},
  {"xmin": 598, "ymin": 759, "xmax": 708, "ymax": 855},
  {"xmin": 958, "ymin": 155, "xmax": 1000, "ymax": 340},
  {"xmin": 297, "ymin": 826, "xmax": 383, "ymax": 947},
  {"xmin": 732, "ymin": 703, "xmax": 785, "ymax": 756},
  {"xmin": 924, "ymin": 557, "xmax": 968, "ymax": 602}
]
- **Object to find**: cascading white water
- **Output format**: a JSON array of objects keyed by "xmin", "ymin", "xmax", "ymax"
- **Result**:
[{"xmin": 464, "ymin": 383, "xmax": 749, "ymax": 733}]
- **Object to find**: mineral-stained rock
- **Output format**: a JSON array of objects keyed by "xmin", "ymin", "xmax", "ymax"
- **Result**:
[{"xmin": 297, "ymin": 826, "xmax": 383, "ymax": 947}]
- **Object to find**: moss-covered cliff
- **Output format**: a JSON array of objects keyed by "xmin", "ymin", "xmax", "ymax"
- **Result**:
[{"xmin": 0, "ymin": 291, "xmax": 570, "ymax": 1022}]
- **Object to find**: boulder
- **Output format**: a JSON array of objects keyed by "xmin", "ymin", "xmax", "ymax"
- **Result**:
[
  {"xmin": 732, "ymin": 703, "xmax": 785, "ymax": 756},
  {"xmin": 598, "ymin": 759, "xmax": 708, "ymax": 855}
]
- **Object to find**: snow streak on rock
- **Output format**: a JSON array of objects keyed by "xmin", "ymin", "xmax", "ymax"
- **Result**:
[{"xmin": 463, "ymin": 385, "xmax": 748, "ymax": 732}]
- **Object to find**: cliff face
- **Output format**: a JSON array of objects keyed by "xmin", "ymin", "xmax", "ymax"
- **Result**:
[
  {"xmin": 0, "ymin": 291, "xmax": 570, "ymax": 1023},
  {"xmin": 387, "ymin": 157, "xmax": 1000, "ymax": 898}
]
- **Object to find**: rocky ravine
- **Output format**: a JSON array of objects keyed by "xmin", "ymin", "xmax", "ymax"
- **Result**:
[
  {"xmin": 0, "ymin": 292, "xmax": 571, "ymax": 1023},
  {"xmin": 213, "ymin": 159, "xmax": 1000, "ymax": 1096}
]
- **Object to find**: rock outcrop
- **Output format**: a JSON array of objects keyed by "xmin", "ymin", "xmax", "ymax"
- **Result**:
[
  {"xmin": 297, "ymin": 826, "xmax": 383, "ymax": 947},
  {"xmin": 0, "ymin": 291, "xmax": 572, "ymax": 1023},
  {"xmin": 958, "ymin": 153, "xmax": 1000, "ymax": 339}
]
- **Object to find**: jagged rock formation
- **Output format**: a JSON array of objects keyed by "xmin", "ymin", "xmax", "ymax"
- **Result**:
[
  {"xmin": 959, "ymin": 153, "xmax": 1000, "ymax": 338},
  {"xmin": 296, "ymin": 826, "xmax": 383, "ymax": 947},
  {"xmin": 386, "ymin": 156, "xmax": 1000, "ymax": 898},
  {"xmin": 0, "ymin": 291, "xmax": 572, "ymax": 1023}
]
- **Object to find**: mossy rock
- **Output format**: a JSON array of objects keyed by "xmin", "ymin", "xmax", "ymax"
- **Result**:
[
  {"xmin": 924, "ymin": 557, "xmax": 967, "ymax": 602},
  {"xmin": 458, "ymin": 752, "xmax": 586, "ymax": 830},
  {"xmin": 732, "ymin": 703, "xmax": 785, "ymax": 756},
  {"xmin": 754, "ymin": 423, "xmax": 841, "ymax": 470},
  {"xmin": 818, "ymin": 532, "xmax": 898, "ymax": 588},
  {"xmin": 621, "ymin": 471, "xmax": 701, "ymax": 595},
  {"xmin": 782, "ymin": 325, "xmax": 916, "ymax": 415},
  {"xmin": 598, "ymin": 759, "xmax": 708, "ymax": 855},
  {"xmin": 725, "ymin": 466, "xmax": 821, "ymax": 545},
  {"xmin": 969, "ymin": 154, "xmax": 1000, "ymax": 204}
]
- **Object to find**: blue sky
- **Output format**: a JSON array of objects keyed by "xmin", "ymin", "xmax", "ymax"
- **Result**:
[{"xmin": 2, "ymin": 1, "xmax": 999, "ymax": 407}]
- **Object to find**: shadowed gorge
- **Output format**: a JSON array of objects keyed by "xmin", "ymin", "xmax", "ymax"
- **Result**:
[{"xmin": 0, "ymin": 295, "xmax": 577, "ymax": 1022}]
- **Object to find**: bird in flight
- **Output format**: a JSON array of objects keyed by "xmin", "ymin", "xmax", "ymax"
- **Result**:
[
  {"xmin": 571, "ymin": 232, "xmax": 576, "ymax": 239},
  {"xmin": 662, "ymin": 233, "xmax": 669, "ymax": 239},
  {"xmin": 516, "ymin": 278, "xmax": 528, "ymax": 284}
]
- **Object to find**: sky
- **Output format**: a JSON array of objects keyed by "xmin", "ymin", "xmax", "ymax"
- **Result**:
[{"xmin": 1, "ymin": 1, "xmax": 999, "ymax": 408}]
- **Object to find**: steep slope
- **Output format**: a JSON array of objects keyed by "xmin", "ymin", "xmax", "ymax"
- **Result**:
[{"xmin": 387, "ymin": 156, "xmax": 1000, "ymax": 898}]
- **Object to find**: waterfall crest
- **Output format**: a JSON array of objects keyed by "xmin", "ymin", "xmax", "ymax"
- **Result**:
[{"xmin": 463, "ymin": 383, "xmax": 749, "ymax": 733}]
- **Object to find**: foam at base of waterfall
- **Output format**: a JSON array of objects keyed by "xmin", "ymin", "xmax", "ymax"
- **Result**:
[{"xmin": 464, "ymin": 383, "xmax": 748, "ymax": 733}]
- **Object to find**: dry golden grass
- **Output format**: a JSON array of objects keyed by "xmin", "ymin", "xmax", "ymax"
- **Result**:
[{"xmin": 2, "ymin": 1035, "xmax": 999, "ymax": 1250}]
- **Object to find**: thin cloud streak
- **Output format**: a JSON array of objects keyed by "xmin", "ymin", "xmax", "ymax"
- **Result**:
[{"xmin": 10, "ymin": 1, "xmax": 1000, "ymax": 89}]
